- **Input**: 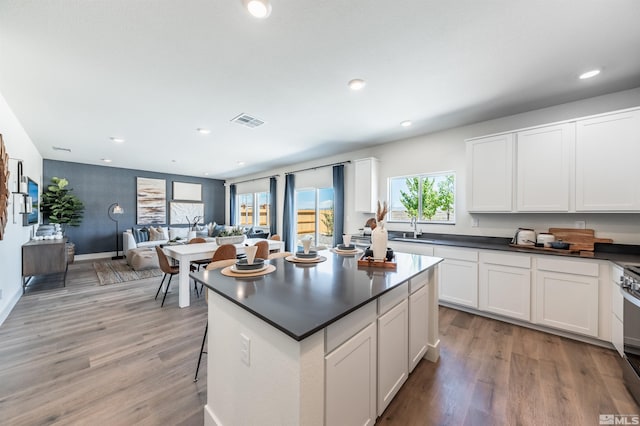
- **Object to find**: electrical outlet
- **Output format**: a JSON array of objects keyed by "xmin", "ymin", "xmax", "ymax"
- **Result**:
[
  {"xmin": 240, "ymin": 333, "xmax": 250, "ymax": 366},
  {"xmin": 574, "ymin": 220, "xmax": 586, "ymax": 229},
  {"xmin": 471, "ymin": 217, "xmax": 479, "ymax": 228}
]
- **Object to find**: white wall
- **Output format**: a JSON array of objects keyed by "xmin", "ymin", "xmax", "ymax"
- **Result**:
[
  {"xmin": 0, "ymin": 91, "xmax": 42, "ymax": 325},
  {"xmin": 228, "ymin": 87, "xmax": 640, "ymax": 244}
]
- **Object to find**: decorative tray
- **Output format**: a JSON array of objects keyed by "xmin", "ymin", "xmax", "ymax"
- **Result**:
[{"xmin": 357, "ymin": 254, "xmax": 397, "ymax": 269}]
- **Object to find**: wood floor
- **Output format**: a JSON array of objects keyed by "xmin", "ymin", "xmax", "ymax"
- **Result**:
[{"xmin": 1, "ymin": 260, "xmax": 638, "ymax": 425}]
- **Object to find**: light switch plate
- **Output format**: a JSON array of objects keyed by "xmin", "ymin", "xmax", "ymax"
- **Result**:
[
  {"xmin": 574, "ymin": 220, "xmax": 586, "ymax": 229},
  {"xmin": 240, "ymin": 333, "xmax": 250, "ymax": 366}
]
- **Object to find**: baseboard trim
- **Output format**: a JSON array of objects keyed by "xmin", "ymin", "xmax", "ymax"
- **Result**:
[
  {"xmin": 204, "ymin": 404, "xmax": 222, "ymax": 426},
  {"xmin": 439, "ymin": 301, "xmax": 613, "ymax": 349},
  {"xmin": 425, "ymin": 339, "xmax": 440, "ymax": 362},
  {"xmin": 0, "ymin": 286, "xmax": 22, "ymax": 327}
]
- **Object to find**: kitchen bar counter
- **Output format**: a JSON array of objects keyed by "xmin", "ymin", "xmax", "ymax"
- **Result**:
[
  {"xmin": 191, "ymin": 250, "xmax": 442, "ymax": 425},
  {"xmin": 387, "ymin": 231, "xmax": 640, "ymax": 266}
]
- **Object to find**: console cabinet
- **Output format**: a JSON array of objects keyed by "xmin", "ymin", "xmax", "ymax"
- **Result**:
[{"xmin": 22, "ymin": 238, "xmax": 68, "ymax": 291}]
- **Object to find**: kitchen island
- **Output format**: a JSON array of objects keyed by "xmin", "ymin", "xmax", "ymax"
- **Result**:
[{"xmin": 191, "ymin": 250, "xmax": 442, "ymax": 425}]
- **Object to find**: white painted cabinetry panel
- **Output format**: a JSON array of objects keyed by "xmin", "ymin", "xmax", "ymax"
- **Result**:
[
  {"xmin": 377, "ymin": 299, "xmax": 408, "ymax": 416},
  {"xmin": 575, "ymin": 110, "xmax": 640, "ymax": 211},
  {"xmin": 354, "ymin": 157, "xmax": 379, "ymax": 213},
  {"xmin": 466, "ymin": 134, "xmax": 514, "ymax": 212},
  {"xmin": 535, "ymin": 270, "xmax": 599, "ymax": 337},
  {"xmin": 409, "ymin": 285, "xmax": 428, "ymax": 372},
  {"xmin": 516, "ymin": 123, "xmax": 574, "ymax": 212},
  {"xmin": 479, "ymin": 261, "xmax": 531, "ymax": 321},
  {"xmin": 611, "ymin": 264, "xmax": 624, "ymax": 357},
  {"xmin": 436, "ymin": 247, "xmax": 478, "ymax": 308},
  {"xmin": 325, "ymin": 322, "xmax": 377, "ymax": 426}
]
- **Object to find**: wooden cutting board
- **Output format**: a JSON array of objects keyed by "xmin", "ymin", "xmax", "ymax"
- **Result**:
[{"xmin": 548, "ymin": 228, "xmax": 613, "ymax": 251}]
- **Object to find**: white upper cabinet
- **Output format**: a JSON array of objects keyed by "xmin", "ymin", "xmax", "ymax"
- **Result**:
[
  {"xmin": 354, "ymin": 157, "xmax": 379, "ymax": 213},
  {"xmin": 516, "ymin": 123, "xmax": 574, "ymax": 212},
  {"xmin": 575, "ymin": 110, "xmax": 640, "ymax": 211},
  {"xmin": 466, "ymin": 134, "xmax": 514, "ymax": 212}
]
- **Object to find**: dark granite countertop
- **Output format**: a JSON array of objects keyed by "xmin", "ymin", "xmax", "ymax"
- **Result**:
[
  {"xmin": 191, "ymin": 251, "xmax": 442, "ymax": 341},
  {"xmin": 386, "ymin": 231, "xmax": 640, "ymax": 267}
]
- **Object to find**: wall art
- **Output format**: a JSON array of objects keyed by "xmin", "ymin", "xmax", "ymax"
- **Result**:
[
  {"xmin": 170, "ymin": 202, "xmax": 204, "ymax": 225},
  {"xmin": 173, "ymin": 181, "xmax": 202, "ymax": 201},
  {"xmin": 136, "ymin": 177, "xmax": 166, "ymax": 224}
]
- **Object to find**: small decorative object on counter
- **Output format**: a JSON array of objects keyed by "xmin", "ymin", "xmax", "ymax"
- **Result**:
[{"xmin": 371, "ymin": 201, "xmax": 388, "ymax": 260}]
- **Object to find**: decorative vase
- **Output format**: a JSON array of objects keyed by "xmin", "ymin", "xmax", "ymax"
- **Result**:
[{"xmin": 371, "ymin": 220, "xmax": 388, "ymax": 260}]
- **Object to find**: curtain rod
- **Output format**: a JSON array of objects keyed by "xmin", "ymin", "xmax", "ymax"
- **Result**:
[
  {"xmin": 285, "ymin": 160, "xmax": 351, "ymax": 176},
  {"xmin": 226, "ymin": 174, "xmax": 280, "ymax": 186}
]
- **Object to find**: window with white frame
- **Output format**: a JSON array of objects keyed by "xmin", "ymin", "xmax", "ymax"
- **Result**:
[
  {"xmin": 238, "ymin": 191, "xmax": 270, "ymax": 228},
  {"xmin": 388, "ymin": 172, "xmax": 455, "ymax": 224}
]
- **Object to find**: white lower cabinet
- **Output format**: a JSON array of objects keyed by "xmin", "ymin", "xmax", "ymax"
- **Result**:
[
  {"xmin": 436, "ymin": 247, "xmax": 479, "ymax": 308},
  {"xmin": 377, "ymin": 299, "xmax": 408, "ymax": 416},
  {"xmin": 409, "ymin": 285, "xmax": 428, "ymax": 372},
  {"xmin": 325, "ymin": 322, "xmax": 377, "ymax": 426},
  {"xmin": 535, "ymin": 258, "xmax": 599, "ymax": 337},
  {"xmin": 479, "ymin": 252, "xmax": 531, "ymax": 321}
]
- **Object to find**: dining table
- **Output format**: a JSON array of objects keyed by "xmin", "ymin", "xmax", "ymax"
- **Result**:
[{"xmin": 163, "ymin": 238, "xmax": 285, "ymax": 307}]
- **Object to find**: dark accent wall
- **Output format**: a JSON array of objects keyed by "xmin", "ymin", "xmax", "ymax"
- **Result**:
[{"xmin": 43, "ymin": 160, "xmax": 225, "ymax": 255}]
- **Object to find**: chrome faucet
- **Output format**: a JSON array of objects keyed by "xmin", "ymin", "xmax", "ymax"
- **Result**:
[{"xmin": 410, "ymin": 217, "xmax": 422, "ymax": 238}]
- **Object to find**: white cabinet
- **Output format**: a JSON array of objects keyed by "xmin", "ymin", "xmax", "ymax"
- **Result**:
[
  {"xmin": 377, "ymin": 299, "xmax": 408, "ymax": 416},
  {"xmin": 409, "ymin": 285, "xmax": 428, "ymax": 372},
  {"xmin": 611, "ymin": 265, "xmax": 624, "ymax": 357},
  {"xmin": 479, "ymin": 252, "xmax": 531, "ymax": 321},
  {"xmin": 516, "ymin": 123, "xmax": 574, "ymax": 212},
  {"xmin": 354, "ymin": 157, "xmax": 379, "ymax": 213},
  {"xmin": 435, "ymin": 247, "xmax": 479, "ymax": 308},
  {"xmin": 388, "ymin": 241, "xmax": 434, "ymax": 257},
  {"xmin": 466, "ymin": 134, "xmax": 514, "ymax": 212},
  {"xmin": 325, "ymin": 322, "xmax": 377, "ymax": 426},
  {"xmin": 575, "ymin": 110, "xmax": 640, "ymax": 211},
  {"xmin": 535, "ymin": 258, "xmax": 599, "ymax": 337}
]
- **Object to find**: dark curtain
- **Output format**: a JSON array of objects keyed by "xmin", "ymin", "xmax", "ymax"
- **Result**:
[
  {"xmin": 269, "ymin": 177, "xmax": 277, "ymax": 236},
  {"xmin": 229, "ymin": 184, "xmax": 237, "ymax": 226},
  {"xmin": 282, "ymin": 174, "xmax": 295, "ymax": 252},
  {"xmin": 333, "ymin": 165, "xmax": 344, "ymax": 246}
]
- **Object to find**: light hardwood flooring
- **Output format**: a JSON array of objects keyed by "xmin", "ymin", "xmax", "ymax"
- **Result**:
[{"xmin": 1, "ymin": 260, "xmax": 638, "ymax": 425}]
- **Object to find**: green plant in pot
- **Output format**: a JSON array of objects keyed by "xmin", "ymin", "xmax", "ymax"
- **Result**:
[{"xmin": 41, "ymin": 177, "xmax": 85, "ymax": 261}]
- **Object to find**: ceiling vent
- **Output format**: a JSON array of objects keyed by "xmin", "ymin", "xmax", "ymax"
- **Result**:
[
  {"xmin": 52, "ymin": 146, "xmax": 72, "ymax": 152},
  {"xmin": 231, "ymin": 113, "xmax": 265, "ymax": 128}
]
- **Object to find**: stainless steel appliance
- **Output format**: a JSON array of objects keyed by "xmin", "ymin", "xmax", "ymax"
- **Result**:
[{"xmin": 621, "ymin": 265, "xmax": 640, "ymax": 404}]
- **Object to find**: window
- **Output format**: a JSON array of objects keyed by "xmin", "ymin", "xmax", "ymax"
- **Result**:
[
  {"xmin": 295, "ymin": 187, "xmax": 334, "ymax": 247},
  {"xmin": 388, "ymin": 172, "xmax": 455, "ymax": 224},
  {"xmin": 238, "ymin": 191, "xmax": 270, "ymax": 228}
]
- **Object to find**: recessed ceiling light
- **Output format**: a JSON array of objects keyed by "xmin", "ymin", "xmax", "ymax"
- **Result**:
[
  {"xmin": 203, "ymin": 172, "xmax": 209, "ymax": 176},
  {"xmin": 196, "ymin": 128, "xmax": 211, "ymax": 134},
  {"xmin": 101, "ymin": 158, "xmax": 112, "ymax": 163},
  {"xmin": 579, "ymin": 69, "xmax": 601, "ymax": 80},
  {"xmin": 243, "ymin": 0, "xmax": 271, "ymax": 18},
  {"xmin": 171, "ymin": 159, "xmax": 177, "ymax": 163},
  {"xmin": 348, "ymin": 79, "xmax": 366, "ymax": 91},
  {"xmin": 110, "ymin": 137, "xmax": 125, "ymax": 143},
  {"xmin": 400, "ymin": 120, "xmax": 412, "ymax": 127},
  {"xmin": 237, "ymin": 161, "xmax": 246, "ymax": 166}
]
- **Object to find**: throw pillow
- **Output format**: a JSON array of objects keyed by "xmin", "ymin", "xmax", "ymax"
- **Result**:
[
  {"xmin": 211, "ymin": 224, "xmax": 226, "ymax": 237},
  {"xmin": 148, "ymin": 227, "xmax": 163, "ymax": 241},
  {"xmin": 132, "ymin": 227, "xmax": 149, "ymax": 243}
]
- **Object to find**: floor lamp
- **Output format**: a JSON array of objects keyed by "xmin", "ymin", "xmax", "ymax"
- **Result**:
[{"xmin": 108, "ymin": 202, "xmax": 125, "ymax": 260}]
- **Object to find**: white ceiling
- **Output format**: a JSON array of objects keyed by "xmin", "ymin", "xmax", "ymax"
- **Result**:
[{"xmin": 1, "ymin": 0, "xmax": 640, "ymax": 180}]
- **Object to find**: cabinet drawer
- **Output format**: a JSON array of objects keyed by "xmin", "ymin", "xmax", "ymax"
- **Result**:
[
  {"xmin": 536, "ymin": 257, "xmax": 599, "ymax": 277},
  {"xmin": 326, "ymin": 301, "xmax": 377, "ymax": 354},
  {"xmin": 434, "ymin": 247, "xmax": 478, "ymax": 262},
  {"xmin": 480, "ymin": 251, "xmax": 530, "ymax": 269},
  {"xmin": 378, "ymin": 282, "xmax": 408, "ymax": 315},
  {"xmin": 409, "ymin": 269, "xmax": 431, "ymax": 293}
]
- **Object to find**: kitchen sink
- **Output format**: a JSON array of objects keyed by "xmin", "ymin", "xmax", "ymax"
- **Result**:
[{"xmin": 392, "ymin": 237, "xmax": 435, "ymax": 244}]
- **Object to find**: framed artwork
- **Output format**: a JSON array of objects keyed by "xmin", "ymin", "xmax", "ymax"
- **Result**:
[
  {"xmin": 173, "ymin": 181, "xmax": 202, "ymax": 201},
  {"xmin": 170, "ymin": 202, "xmax": 204, "ymax": 225},
  {"xmin": 137, "ymin": 177, "xmax": 166, "ymax": 224}
]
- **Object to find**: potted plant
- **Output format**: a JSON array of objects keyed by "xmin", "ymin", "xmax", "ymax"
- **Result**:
[
  {"xmin": 41, "ymin": 177, "xmax": 85, "ymax": 262},
  {"xmin": 216, "ymin": 225, "xmax": 246, "ymax": 245}
]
